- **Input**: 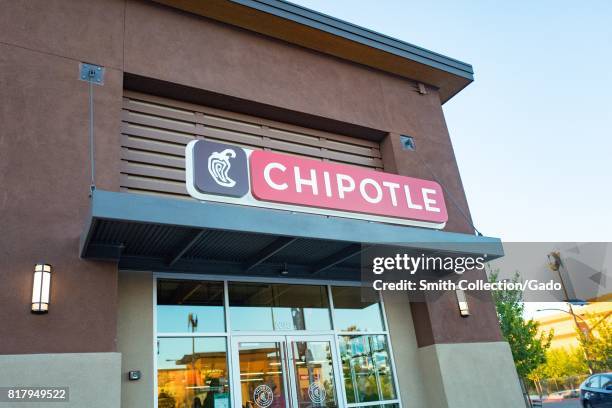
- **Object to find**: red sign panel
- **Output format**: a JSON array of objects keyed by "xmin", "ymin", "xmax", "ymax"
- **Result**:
[{"xmin": 249, "ymin": 150, "xmax": 447, "ymax": 225}]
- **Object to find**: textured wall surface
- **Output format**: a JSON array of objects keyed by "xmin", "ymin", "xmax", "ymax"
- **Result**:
[
  {"xmin": 0, "ymin": 0, "xmax": 123, "ymax": 352},
  {"xmin": 117, "ymin": 271, "xmax": 154, "ymax": 408},
  {"xmin": 1, "ymin": 0, "xmax": 503, "ymax": 375},
  {"xmin": 382, "ymin": 291, "xmax": 427, "ymax": 407},
  {"xmin": 418, "ymin": 342, "xmax": 525, "ymax": 408},
  {"xmin": 0, "ymin": 353, "xmax": 121, "ymax": 408}
]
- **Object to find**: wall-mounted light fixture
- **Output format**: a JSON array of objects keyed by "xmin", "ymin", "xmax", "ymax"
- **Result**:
[
  {"xmin": 456, "ymin": 289, "xmax": 470, "ymax": 317},
  {"xmin": 31, "ymin": 263, "xmax": 52, "ymax": 314}
]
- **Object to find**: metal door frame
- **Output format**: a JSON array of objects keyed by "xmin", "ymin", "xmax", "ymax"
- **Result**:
[{"xmin": 231, "ymin": 334, "xmax": 343, "ymax": 408}]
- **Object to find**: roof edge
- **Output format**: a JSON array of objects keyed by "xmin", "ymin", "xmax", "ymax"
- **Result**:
[
  {"xmin": 150, "ymin": 0, "xmax": 474, "ymax": 103},
  {"xmin": 231, "ymin": 0, "xmax": 474, "ymax": 79}
]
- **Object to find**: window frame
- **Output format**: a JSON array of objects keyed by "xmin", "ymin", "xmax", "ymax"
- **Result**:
[{"xmin": 153, "ymin": 273, "xmax": 403, "ymax": 408}]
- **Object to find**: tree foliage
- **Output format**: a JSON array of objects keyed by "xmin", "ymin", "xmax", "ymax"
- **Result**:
[
  {"xmin": 537, "ymin": 348, "xmax": 588, "ymax": 381},
  {"xmin": 578, "ymin": 312, "xmax": 612, "ymax": 373},
  {"xmin": 489, "ymin": 270, "xmax": 553, "ymax": 378}
]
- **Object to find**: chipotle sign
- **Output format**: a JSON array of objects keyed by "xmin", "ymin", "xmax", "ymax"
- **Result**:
[{"xmin": 186, "ymin": 140, "xmax": 447, "ymax": 228}]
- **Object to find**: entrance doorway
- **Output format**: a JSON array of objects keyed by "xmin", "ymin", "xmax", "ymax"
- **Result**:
[
  {"xmin": 156, "ymin": 278, "xmax": 402, "ymax": 408},
  {"xmin": 231, "ymin": 335, "xmax": 341, "ymax": 408}
]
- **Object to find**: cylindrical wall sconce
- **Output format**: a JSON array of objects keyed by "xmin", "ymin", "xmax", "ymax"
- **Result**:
[
  {"xmin": 456, "ymin": 289, "xmax": 470, "ymax": 317},
  {"xmin": 32, "ymin": 263, "xmax": 52, "ymax": 314}
]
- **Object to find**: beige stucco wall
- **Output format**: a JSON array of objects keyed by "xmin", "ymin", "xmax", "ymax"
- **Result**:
[
  {"xmin": 383, "ymin": 292, "xmax": 524, "ymax": 408},
  {"xmin": 418, "ymin": 341, "xmax": 525, "ymax": 408},
  {"xmin": 117, "ymin": 271, "xmax": 154, "ymax": 408},
  {"xmin": 0, "ymin": 352, "xmax": 120, "ymax": 407},
  {"xmin": 382, "ymin": 291, "xmax": 427, "ymax": 407}
]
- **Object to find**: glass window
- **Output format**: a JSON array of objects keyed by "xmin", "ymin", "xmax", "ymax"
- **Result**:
[
  {"xmin": 292, "ymin": 341, "xmax": 339, "ymax": 408},
  {"xmin": 338, "ymin": 334, "xmax": 396, "ymax": 404},
  {"xmin": 157, "ymin": 280, "xmax": 225, "ymax": 333},
  {"xmin": 586, "ymin": 375, "xmax": 601, "ymax": 388},
  {"xmin": 600, "ymin": 375, "xmax": 612, "ymax": 390},
  {"xmin": 238, "ymin": 341, "xmax": 287, "ymax": 408},
  {"xmin": 157, "ymin": 337, "xmax": 230, "ymax": 408},
  {"xmin": 332, "ymin": 287, "xmax": 385, "ymax": 332},
  {"xmin": 229, "ymin": 283, "xmax": 331, "ymax": 331}
]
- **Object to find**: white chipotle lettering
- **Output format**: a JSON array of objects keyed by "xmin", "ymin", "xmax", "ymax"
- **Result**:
[{"xmin": 262, "ymin": 162, "xmax": 441, "ymax": 213}]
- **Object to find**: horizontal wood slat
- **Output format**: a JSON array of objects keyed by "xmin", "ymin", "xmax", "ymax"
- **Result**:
[
  {"xmin": 121, "ymin": 91, "xmax": 383, "ymax": 197},
  {"xmin": 123, "ymin": 91, "xmax": 380, "ymax": 148}
]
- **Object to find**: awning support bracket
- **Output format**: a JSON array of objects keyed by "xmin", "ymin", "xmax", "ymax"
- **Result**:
[
  {"xmin": 311, "ymin": 244, "xmax": 370, "ymax": 276},
  {"xmin": 243, "ymin": 236, "xmax": 299, "ymax": 271},
  {"xmin": 167, "ymin": 229, "xmax": 207, "ymax": 267}
]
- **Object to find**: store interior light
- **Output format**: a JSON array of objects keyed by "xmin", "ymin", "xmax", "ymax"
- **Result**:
[
  {"xmin": 31, "ymin": 263, "xmax": 52, "ymax": 314},
  {"xmin": 279, "ymin": 262, "xmax": 289, "ymax": 276}
]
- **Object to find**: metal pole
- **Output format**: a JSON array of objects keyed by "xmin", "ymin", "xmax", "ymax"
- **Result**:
[
  {"xmin": 88, "ymin": 73, "xmax": 95, "ymax": 193},
  {"xmin": 547, "ymin": 252, "xmax": 593, "ymax": 374},
  {"xmin": 559, "ymin": 276, "xmax": 593, "ymax": 374}
]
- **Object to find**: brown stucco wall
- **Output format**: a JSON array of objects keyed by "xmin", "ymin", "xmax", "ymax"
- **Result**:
[
  {"xmin": 123, "ymin": 1, "xmax": 450, "ymax": 141},
  {"xmin": 122, "ymin": 0, "xmax": 479, "ymax": 234},
  {"xmin": 0, "ymin": 0, "xmax": 124, "ymax": 353},
  {"xmin": 0, "ymin": 0, "xmax": 501, "ymax": 353}
]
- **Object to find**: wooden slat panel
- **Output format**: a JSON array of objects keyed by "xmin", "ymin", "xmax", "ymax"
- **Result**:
[
  {"xmin": 121, "ymin": 91, "xmax": 384, "ymax": 197},
  {"xmin": 200, "ymin": 127, "xmax": 267, "ymax": 149},
  {"xmin": 325, "ymin": 151, "xmax": 383, "ymax": 167},
  {"xmin": 123, "ymin": 97, "xmax": 196, "ymax": 122},
  {"xmin": 121, "ymin": 149, "xmax": 185, "ymax": 169},
  {"xmin": 121, "ymin": 162, "xmax": 186, "ymax": 182},
  {"xmin": 120, "ymin": 174, "xmax": 187, "ymax": 195},
  {"xmin": 121, "ymin": 123, "xmax": 196, "ymax": 145},
  {"xmin": 122, "ymin": 110, "xmax": 196, "ymax": 134},
  {"xmin": 124, "ymin": 90, "xmax": 380, "ymax": 148},
  {"xmin": 122, "ymin": 135, "xmax": 185, "ymax": 157},
  {"xmin": 201, "ymin": 114, "xmax": 266, "ymax": 135},
  {"xmin": 322, "ymin": 137, "xmax": 381, "ymax": 158},
  {"xmin": 119, "ymin": 187, "xmax": 192, "ymax": 200}
]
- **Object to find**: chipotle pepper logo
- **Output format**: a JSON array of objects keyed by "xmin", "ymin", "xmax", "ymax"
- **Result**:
[
  {"xmin": 207, "ymin": 148, "xmax": 238, "ymax": 187},
  {"xmin": 189, "ymin": 140, "xmax": 248, "ymax": 198}
]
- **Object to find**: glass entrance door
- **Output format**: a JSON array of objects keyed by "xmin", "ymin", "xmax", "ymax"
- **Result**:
[
  {"xmin": 286, "ymin": 336, "xmax": 339, "ymax": 408},
  {"xmin": 231, "ymin": 335, "xmax": 341, "ymax": 408}
]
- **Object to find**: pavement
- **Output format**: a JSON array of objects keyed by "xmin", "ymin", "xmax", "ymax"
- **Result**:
[{"xmin": 542, "ymin": 399, "xmax": 581, "ymax": 408}]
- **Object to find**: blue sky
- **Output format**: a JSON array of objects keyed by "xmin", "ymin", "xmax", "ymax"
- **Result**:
[{"xmin": 292, "ymin": 0, "xmax": 612, "ymax": 242}]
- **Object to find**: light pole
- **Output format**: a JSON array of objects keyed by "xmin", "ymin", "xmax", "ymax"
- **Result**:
[
  {"xmin": 546, "ymin": 252, "xmax": 593, "ymax": 374},
  {"xmin": 536, "ymin": 308, "xmax": 590, "ymax": 336}
]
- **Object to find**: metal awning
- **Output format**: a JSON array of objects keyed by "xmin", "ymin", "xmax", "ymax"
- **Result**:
[{"xmin": 80, "ymin": 190, "xmax": 503, "ymax": 280}]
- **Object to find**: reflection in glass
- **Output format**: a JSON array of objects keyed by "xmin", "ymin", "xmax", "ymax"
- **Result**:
[
  {"xmin": 229, "ymin": 283, "xmax": 331, "ymax": 331},
  {"xmin": 157, "ymin": 280, "xmax": 225, "ymax": 333},
  {"xmin": 339, "ymin": 335, "xmax": 396, "ymax": 404},
  {"xmin": 157, "ymin": 337, "xmax": 229, "ymax": 408},
  {"xmin": 332, "ymin": 287, "xmax": 385, "ymax": 332},
  {"xmin": 238, "ymin": 342, "xmax": 287, "ymax": 408},
  {"xmin": 292, "ymin": 341, "xmax": 338, "ymax": 408}
]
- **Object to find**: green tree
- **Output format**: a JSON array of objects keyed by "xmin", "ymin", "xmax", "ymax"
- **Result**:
[
  {"xmin": 578, "ymin": 312, "xmax": 612, "ymax": 373},
  {"xmin": 528, "ymin": 347, "xmax": 589, "ymax": 394},
  {"xmin": 489, "ymin": 271, "xmax": 553, "ymax": 379},
  {"xmin": 540, "ymin": 348, "xmax": 588, "ymax": 380}
]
